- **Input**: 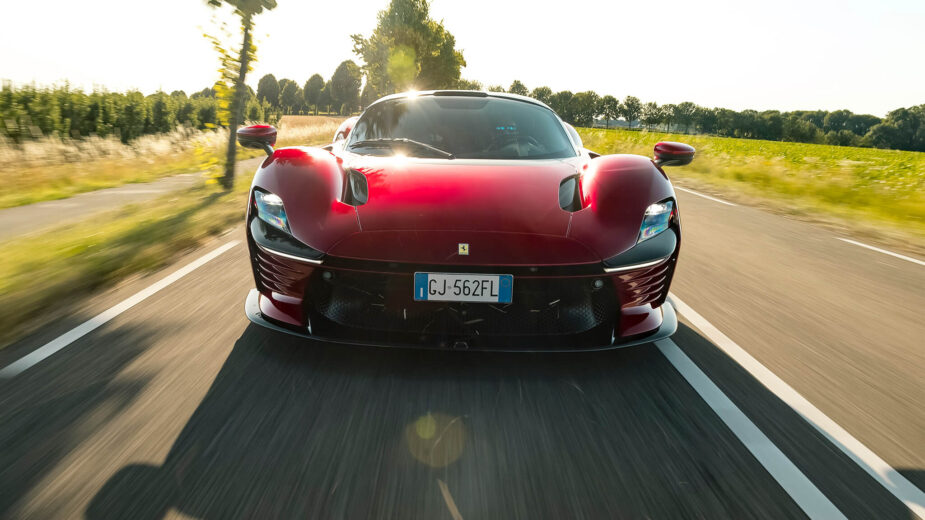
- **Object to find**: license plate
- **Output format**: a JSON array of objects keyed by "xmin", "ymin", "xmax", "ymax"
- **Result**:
[{"xmin": 414, "ymin": 273, "xmax": 513, "ymax": 303}]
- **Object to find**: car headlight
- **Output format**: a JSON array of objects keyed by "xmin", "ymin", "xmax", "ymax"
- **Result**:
[
  {"xmin": 638, "ymin": 200, "xmax": 674, "ymax": 243},
  {"xmin": 254, "ymin": 190, "xmax": 290, "ymax": 234}
]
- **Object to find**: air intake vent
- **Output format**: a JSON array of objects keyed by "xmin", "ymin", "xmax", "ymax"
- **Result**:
[
  {"xmin": 342, "ymin": 168, "xmax": 368, "ymax": 206},
  {"xmin": 558, "ymin": 175, "xmax": 582, "ymax": 212}
]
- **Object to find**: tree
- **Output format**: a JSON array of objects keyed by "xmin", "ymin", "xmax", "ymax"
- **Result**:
[
  {"xmin": 256, "ymin": 74, "xmax": 279, "ymax": 108},
  {"xmin": 846, "ymin": 113, "xmax": 880, "ymax": 136},
  {"xmin": 548, "ymin": 90, "xmax": 574, "ymax": 122},
  {"xmin": 303, "ymin": 74, "xmax": 324, "ymax": 115},
  {"xmin": 360, "ymin": 82, "xmax": 378, "ymax": 108},
  {"xmin": 662, "ymin": 104, "xmax": 677, "ymax": 132},
  {"xmin": 245, "ymin": 97, "xmax": 265, "ymax": 122},
  {"xmin": 191, "ymin": 87, "xmax": 216, "ymax": 99},
  {"xmin": 530, "ymin": 86, "xmax": 552, "ymax": 105},
  {"xmin": 797, "ymin": 110, "xmax": 827, "ymax": 130},
  {"xmin": 205, "ymin": 0, "xmax": 277, "ymax": 189},
  {"xmin": 508, "ymin": 80, "xmax": 528, "ymax": 96},
  {"xmin": 330, "ymin": 60, "xmax": 362, "ymax": 114},
  {"xmin": 487, "ymin": 85, "xmax": 505, "ymax": 92},
  {"xmin": 279, "ymin": 79, "xmax": 300, "ymax": 115},
  {"xmin": 694, "ymin": 106, "xmax": 718, "ymax": 134},
  {"xmin": 318, "ymin": 81, "xmax": 333, "ymax": 114},
  {"xmin": 782, "ymin": 114, "xmax": 821, "ymax": 143},
  {"xmin": 456, "ymin": 78, "xmax": 482, "ymax": 90},
  {"xmin": 825, "ymin": 129, "xmax": 860, "ymax": 147},
  {"xmin": 597, "ymin": 95, "xmax": 619, "ymax": 129},
  {"xmin": 865, "ymin": 105, "xmax": 925, "ymax": 151},
  {"xmin": 620, "ymin": 95, "xmax": 642, "ymax": 129},
  {"xmin": 116, "ymin": 91, "xmax": 147, "ymax": 143},
  {"xmin": 570, "ymin": 91, "xmax": 600, "ymax": 127},
  {"xmin": 176, "ymin": 98, "xmax": 199, "ymax": 128},
  {"xmin": 147, "ymin": 92, "xmax": 176, "ymax": 134},
  {"xmin": 673, "ymin": 102, "xmax": 697, "ymax": 133},
  {"xmin": 351, "ymin": 0, "xmax": 465, "ymax": 94},
  {"xmin": 823, "ymin": 109, "xmax": 852, "ymax": 133},
  {"xmin": 195, "ymin": 98, "xmax": 218, "ymax": 130},
  {"xmin": 758, "ymin": 110, "xmax": 783, "ymax": 140},
  {"xmin": 641, "ymin": 102, "xmax": 660, "ymax": 130},
  {"xmin": 714, "ymin": 108, "xmax": 738, "ymax": 136}
]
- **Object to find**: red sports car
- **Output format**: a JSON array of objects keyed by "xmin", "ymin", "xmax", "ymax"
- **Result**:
[{"xmin": 239, "ymin": 91, "xmax": 694, "ymax": 350}]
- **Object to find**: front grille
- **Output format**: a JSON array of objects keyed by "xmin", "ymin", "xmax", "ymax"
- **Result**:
[{"xmin": 307, "ymin": 270, "xmax": 616, "ymax": 338}]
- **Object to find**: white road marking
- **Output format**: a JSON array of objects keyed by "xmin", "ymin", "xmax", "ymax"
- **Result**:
[
  {"xmin": 437, "ymin": 479, "xmax": 464, "ymax": 520},
  {"xmin": 674, "ymin": 186, "xmax": 737, "ymax": 206},
  {"xmin": 0, "ymin": 241, "xmax": 241, "ymax": 379},
  {"xmin": 656, "ymin": 338, "xmax": 846, "ymax": 519},
  {"xmin": 669, "ymin": 294, "xmax": 925, "ymax": 519},
  {"xmin": 837, "ymin": 238, "xmax": 925, "ymax": 267}
]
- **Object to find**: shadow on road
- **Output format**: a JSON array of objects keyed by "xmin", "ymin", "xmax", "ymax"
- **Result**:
[
  {"xmin": 0, "ymin": 324, "xmax": 161, "ymax": 518},
  {"xmin": 84, "ymin": 323, "xmax": 830, "ymax": 520}
]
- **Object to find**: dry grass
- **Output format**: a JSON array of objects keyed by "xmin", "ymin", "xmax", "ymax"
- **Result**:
[
  {"xmin": 275, "ymin": 116, "xmax": 343, "ymax": 147},
  {"xmin": 0, "ymin": 115, "xmax": 344, "ymax": 209},
  {"xmin": 277, "ymin": 114, "xmax": 346, "ymax": 130},
  {"xmin": 0, "ymin": 128, "xmax": 228, "ymax": 208}
]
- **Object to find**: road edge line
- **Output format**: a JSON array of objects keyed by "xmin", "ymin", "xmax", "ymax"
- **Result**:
[
  {"xmin": 669, "ymin": 293, "xmax": 925, "ymax": 518},
  {"xmin": 656, "ymin": 338, "xmax": 846, "ymax": 519},
  {"xmin": 0, "ymin": 240, "xmax": 241, "ymax": 379},
  {"xmin": 836, "ymin": 238, "xmax": 925, "ymax": 267},
  {"xmin": 674, "ymin": 186, "xmax": 737, "ymax": 206}
]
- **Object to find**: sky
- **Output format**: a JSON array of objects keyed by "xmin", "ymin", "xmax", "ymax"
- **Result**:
[{"xmin": 2, "ymin": 0, "xmax": 923, "ymax": 117}]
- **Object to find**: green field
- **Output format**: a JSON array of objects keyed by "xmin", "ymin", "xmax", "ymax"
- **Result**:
[{"xmin": 580, "ymin": 128, "xmax": 925, "ymax": 243}]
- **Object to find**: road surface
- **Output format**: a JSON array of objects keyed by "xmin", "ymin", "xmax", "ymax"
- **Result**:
[{"xmin": 0, "ymin": 186, "xmax": 922, "ymax": 519}]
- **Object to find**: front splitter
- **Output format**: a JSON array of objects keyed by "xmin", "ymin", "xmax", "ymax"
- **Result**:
[{"xmin": 244, "ymin": 288, "xmax": 677, "ymax": 352}]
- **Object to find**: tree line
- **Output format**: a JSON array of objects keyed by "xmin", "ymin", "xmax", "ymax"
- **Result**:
[
  {"xmin": 4, "ymin": 74, "xmax": 922, "ymax": 153},
  {"xmin": 0, "ymin": 82, "xmax": 282, "ymax": 144},
  {"xmin": 480, "ymin": 80, "xmax": 925, "ymax": 152},
  {"xmin": 254, "ymin": 59, "xmax": 363, "ymax": 117}
]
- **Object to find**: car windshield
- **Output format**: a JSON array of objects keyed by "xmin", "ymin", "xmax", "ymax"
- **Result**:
[{"xmin": 347, "ymin": 95, "xmax": 577, "ymax": 160}]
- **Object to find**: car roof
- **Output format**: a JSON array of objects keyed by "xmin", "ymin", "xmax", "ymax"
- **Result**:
[{"xmin": 367, "ymin": 90, "xmax": 552, "ymax": 111}]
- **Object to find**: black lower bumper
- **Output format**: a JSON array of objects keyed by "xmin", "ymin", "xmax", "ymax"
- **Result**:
[{"xmin": 244, "ymin": 288, "xmax": 677, "ymax": 352}]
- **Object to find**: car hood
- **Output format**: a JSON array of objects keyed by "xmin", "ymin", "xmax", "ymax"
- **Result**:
[
  {"xmin": 351, "ymin": 157, "xmax": 576, "ymax": 234},
  {"xmin": 326, "ymin": 156, "xmax": 601, "ymax": 265}
]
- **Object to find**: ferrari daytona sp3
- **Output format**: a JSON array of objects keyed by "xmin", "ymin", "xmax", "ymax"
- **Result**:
[{"xmin": 239, "ymin": 90, "xmax": 694, "ymax": 351}]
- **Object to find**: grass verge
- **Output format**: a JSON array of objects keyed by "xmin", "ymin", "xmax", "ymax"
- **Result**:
[
  {"xmin": 0, "ymin": 178, "xmax": 248, "ymax": 347},
  {"xmin": 580, "ymin": 128, "xmax": 925, "ymax": 246}
]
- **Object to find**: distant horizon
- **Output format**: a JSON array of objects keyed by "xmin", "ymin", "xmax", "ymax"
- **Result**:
[{"xmin": 3, "ymin": 0, "xmax": 924, "ymax": 118}]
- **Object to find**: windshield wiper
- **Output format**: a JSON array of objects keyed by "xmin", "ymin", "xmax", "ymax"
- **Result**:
[{"xmin": 349, "ymin": 138, "xmax": 455, "ymax": 159}]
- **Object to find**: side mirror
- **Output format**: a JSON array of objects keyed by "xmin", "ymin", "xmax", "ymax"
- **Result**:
[
  {"xmin": 653, "ymin": 141, "xmax": 695, "ymax": 167},
  {"xmin": 237, "ymin": 125, "xmax": 277, "ymax": 155},
  {"xmin": 333, "ymin": 116, "xmax": 359, "ymax": 143}
]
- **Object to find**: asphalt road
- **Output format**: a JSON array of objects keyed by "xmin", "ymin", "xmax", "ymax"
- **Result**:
[{"xmin": 0, "ymin": 185, "xmax": 922, "ymax": 519}]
